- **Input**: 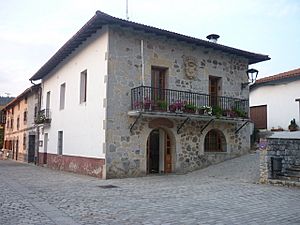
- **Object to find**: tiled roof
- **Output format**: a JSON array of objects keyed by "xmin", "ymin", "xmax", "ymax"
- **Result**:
[
  {"xmin": 2, "ymin": 84, "xmax": 40, "ymax": 110},
  {"xmin": 256, "ymin": 68, "xmax": 300, "ymax": 84},
  {"xmin": 30, "ymin": 11, "xmax": 270, "ymax": 81},
  {"xmin": 251, "ymin": 68, "xmax": 300, "ymax": 90},
  {"xmin": 0, "ymin": 97, "xmax": 14, "ymax": 106}
]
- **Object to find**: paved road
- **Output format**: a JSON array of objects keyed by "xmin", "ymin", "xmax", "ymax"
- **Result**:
[{"xmin": 0, "ymin": 152, "xmax": 299, "ymax": 225}]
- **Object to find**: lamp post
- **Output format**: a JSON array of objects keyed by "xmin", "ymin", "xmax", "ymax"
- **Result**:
[{"xmin": 241, "ymin": 68, "xmax": 258, "ymax": 89}]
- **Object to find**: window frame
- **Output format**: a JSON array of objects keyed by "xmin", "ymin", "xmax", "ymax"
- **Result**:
[
  {"xmin": 80, "ymin": 70, "xmax": 87, "ymax": 103},
  {"xmin": 57, "ymin": 131, "xmax": 63, "ymax": 155},
  {"xmin": 59, "ymin": 83, "xmax": 66, "ymax": 110}
]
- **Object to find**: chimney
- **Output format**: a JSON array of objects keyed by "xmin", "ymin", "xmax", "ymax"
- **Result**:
[{"xmin": 206, "ymin": 34, "xmax": 220, "ymax": 43}]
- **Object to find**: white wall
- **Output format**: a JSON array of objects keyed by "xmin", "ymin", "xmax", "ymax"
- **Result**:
[
  {"xmin": 39, "ymin": 27, "xmax": 108, "ymax": 159},
  {"xmin": 250, "ymin": 80, "xmax": 300, "ymax": 130}
]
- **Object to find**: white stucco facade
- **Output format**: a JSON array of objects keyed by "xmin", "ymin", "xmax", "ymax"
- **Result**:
[
  {"xmin": 250, "ymin": 79, "xmax": 300, "ymax": 130},
  {"xmin": 39, "ymin": 27, "xmax": 108, "ymax": 159}
]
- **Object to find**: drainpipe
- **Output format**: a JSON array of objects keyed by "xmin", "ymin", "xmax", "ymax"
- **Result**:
[
  {"xmin": 141, "ymin": 39, "xmax": 145, "ymax": 86},
  {"xmin": 35, "ymin": 85, "xmax": 42, "ymax": 165},
  {"xmin": 29, "ymin": 79, "xmax": 41, "ymax": 165}
]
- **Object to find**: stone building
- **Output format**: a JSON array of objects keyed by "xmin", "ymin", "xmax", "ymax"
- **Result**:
[
  {"xmin": 2, "ymin": 85, "xmax": 40, "ymax": 162},
  {"xmin": 0, "ymin": 97, "xmax": 15, "ymax": 149},
  {"xmin": 29, "ymin": 11, "xmax": 270, "ymax": 178}
]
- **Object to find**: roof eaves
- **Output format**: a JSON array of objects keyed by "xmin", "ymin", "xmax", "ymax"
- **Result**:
[
  {"xmin": 2, "ymin": 84, "xmax": 40, "ymax": 110},
  {"xmin": 30, "ymin": 10, "xmax": 270, "ymax": 81}
]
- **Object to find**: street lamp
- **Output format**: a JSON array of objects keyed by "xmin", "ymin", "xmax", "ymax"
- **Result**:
[{"xmin": 241, "ymin": 68, "xmax": 259, "ymax": 89}]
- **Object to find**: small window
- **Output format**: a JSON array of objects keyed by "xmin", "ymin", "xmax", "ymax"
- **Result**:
[
  {"xmin": 46, "ymin": 91, "xmax": 51, "ymax": 109},
  {"xmin": 60, "ymin": 83, "xmax": 66, "ymax": 110},
  {"xmin": 25, "ymin": 97, "xmax": 27, "ymax": 104},
  {"xmin": 17, "ymin": 117, "xmax": 20, "ymax": 130},
  {"xmin": 80, "ymin": 70, "xmax": 87, "ymax": 103},
  {"xmin": 57, "ymin": 131, "xmax": 63, "ymax": 155},
  {"xmin": 23, "ymin": 133, "xmax": 26, "ymax": 149},
  {"xmin": 23, "ymin": 111, "xmax": 27, "ymax": 123},
  {"xmin": 34, "ymin": 106, "xmax": 38, "ymax": 119},
  {"xmin": 10, "ymin": 119, "xmax": 13, "ymax": 129},
  {"xmin": 204, "ymin": 129, "xmax": 227, "ymax": 152}
]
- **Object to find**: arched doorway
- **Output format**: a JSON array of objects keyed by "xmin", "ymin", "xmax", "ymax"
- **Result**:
[
  {"xmin": 204, "ymin": 129, "xmax": 227, "ymax": 152},
  {"xmin": 147, "ymin": 128, "xmax": 172, "ymax": 174}
]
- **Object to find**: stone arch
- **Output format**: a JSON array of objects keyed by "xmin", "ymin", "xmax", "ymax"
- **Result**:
[
  {"xmin": 204, "ymin": 129, "xmax": 227, "ymax": 152},
  {"xmin": 145, "ymin": 126, "xmax": 176, "ymax": 174}
]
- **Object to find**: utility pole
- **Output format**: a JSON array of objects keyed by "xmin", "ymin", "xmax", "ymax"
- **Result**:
[{"xmin": 126, "ymin": 0, "xmax": 129, "ymax": 20}]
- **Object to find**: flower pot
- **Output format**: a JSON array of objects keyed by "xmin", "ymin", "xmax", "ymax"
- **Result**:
[
  {"xmin": 143, "ymin": 103, "xmax": 151, "ymax": 111},
  {"xmin": 198, "ymin": 109, "xmax": 205, "ymax": 115},
  {"xmin": 169, "ymin": 104, "xmax": 177, "ymax": 113}
]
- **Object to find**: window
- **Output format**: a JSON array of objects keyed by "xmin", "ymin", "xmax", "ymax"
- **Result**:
[
  {"xmin": 25, "ymin": 97, "xmax": 27, "ymax": 104},
  {"xmin": 23, "ymin": 111, "xmax": 27, "ymax": 123},
  {"xmin": 57, "ymin": 131, "xmax": 63, "ymax": 155},
  {"xmin": 204, "ymin": 129, "xmax": 227, "ymax": 152},
  {"xmin": 34, "ymin": 106, "xmax": 38, "ymax": 119},
  {"xmin": 46, "ymin": 91, "xmax": 51, "ymax": 109},
  {"xmin": 80, "ymin": 70, "xmax": 87, "ymax": 103},
  {"xmin": 18, "ymin": 103, "xmax": 20, "ymax": 111},
  {"xmin": 10, "ymin": 119, "xmax": 13, "ymax": 129},
  {"xmin": 17, "ymin": 117, "xmax": 20, "ymax": 130},
  {"xmin": 23, "ymin": 133, "xmax": 26, "ymax": 149},
  {"xmin": 60, "ymin": 83, "xmax": 66, "ymax": 110}
]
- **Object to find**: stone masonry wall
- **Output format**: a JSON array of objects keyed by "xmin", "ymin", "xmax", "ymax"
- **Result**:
[
  {"xmin": 105, "ymin": 25, "xmax": 251, "ymax": 178},
  {"xmin": 260, "ymin": 137, "xmax": 300, "ymax": 183}
]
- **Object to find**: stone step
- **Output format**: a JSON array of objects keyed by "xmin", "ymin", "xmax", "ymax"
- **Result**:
[
  {"xmin": 286, "ymin": 167, "xmax": 300, "ymax": 173},
  {"xmin": 284, "ymin": 172, "xmax": 300, "ymax": 178},
  {"xmin": 277, "ymin": 175, "xmax": 300, "ymax": 182},
  {"xmin": 268, "ymin": 179, "xmax": 300, "ymax": 188},
  {"xmin": 285, "ymin": 171, "xmax": 300, "ymax": 177},
  {"xmin": 289, "ymin": 166, "xmax": 300, "ymax": 171}
]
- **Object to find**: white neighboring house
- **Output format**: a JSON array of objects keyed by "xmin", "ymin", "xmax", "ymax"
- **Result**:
[{"xmin": 250, "ymin": 68, "xmax": 300, "ymax": 130}]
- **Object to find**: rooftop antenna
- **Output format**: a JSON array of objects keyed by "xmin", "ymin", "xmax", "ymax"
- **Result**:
[{"xmin": 126, "ymin": 0, "xmax": 129, "ymax": 20}]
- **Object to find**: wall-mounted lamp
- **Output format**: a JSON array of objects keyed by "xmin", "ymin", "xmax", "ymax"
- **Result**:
[{"xmin": 241, "ymin": 68, "xmax": 259, "ymax": 89}]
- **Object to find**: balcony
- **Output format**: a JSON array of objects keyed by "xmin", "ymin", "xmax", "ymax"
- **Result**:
[
  {"xmin": 130, "ymin": 86, "xmax": 249, "ymax": 119},
  {"xmin": 35, "ymin": 109, "xmax": 51, "ymax": 125}
]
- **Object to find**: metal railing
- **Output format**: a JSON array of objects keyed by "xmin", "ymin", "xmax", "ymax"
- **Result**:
[
  {"xmin": 131, "ymin": 86, "xmax": 249, "ymax": 118},
  {"xmin": 35, "ymin": 109, "xmax": 51, "ymax": 124}
]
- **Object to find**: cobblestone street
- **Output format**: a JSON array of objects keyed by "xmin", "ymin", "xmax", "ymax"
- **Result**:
[{"xmin": 0, "ymin": 152, "xmax": 300, "ymax": 225}]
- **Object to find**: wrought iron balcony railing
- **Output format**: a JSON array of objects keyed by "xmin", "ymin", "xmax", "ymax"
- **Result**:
[
  {"xmin": 131, "ymin": 86, "xmax": 249, "ymax": 118},
  {"xmin": 35, "ymin": 109, "xmax": 51, "ymax": 124}
]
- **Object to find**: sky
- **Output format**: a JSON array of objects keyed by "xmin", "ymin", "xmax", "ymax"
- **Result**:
[{"xmin": 0, "ymin": 0, "xmax": 300, "ymax": 96}]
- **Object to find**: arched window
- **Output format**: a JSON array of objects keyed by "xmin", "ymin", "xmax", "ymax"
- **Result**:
[{"xmin": 204, "ymin": 129, "xmax": 226, "ymax": 152}]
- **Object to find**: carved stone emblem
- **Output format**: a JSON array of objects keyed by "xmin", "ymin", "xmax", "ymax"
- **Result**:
[{"xmin": 183, "ymin": 55, "xmax": 197, "ymax": 79}]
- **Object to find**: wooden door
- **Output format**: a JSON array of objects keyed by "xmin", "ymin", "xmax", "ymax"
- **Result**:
[
  {"xmin": 209, "ymin": 76, "xmax": 219, "ymax": 107},
  {"xmin": 15, "ymin": 140, "xmax": 19, "ymax": 160},
  {"xmin": 28, "ymin": 135, "xmax": 35, "ymax": 163},
  {"xmin": 164, "ymin": 133, "xmax": 172, "ymax": 173},
  {"xmin": 250, "ymin": 105, "xmax": 267, "ymax": 129},
  {"xmin": 43, "ymin": 133, "xmax": 48, "ymax": 164},
  {"xmin": 151, "ymin": 67, "xmax": 166, "ymax": 102},
  {"xmin": 147, "ymin": 129, "xmax": 160, "ymax": 173}
]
